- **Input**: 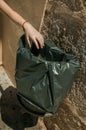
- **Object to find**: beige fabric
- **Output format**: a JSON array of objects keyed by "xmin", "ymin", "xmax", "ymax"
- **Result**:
[
  {"xmin": 2, "ymin": 0, "xmax": 48, "ymax": 85},
  {"xmin": 0, "ymin": 13, "xmax": 2, "ymax": 65}
]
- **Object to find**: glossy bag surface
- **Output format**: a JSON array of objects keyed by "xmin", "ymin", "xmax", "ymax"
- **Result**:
[{"xmin": 15, "ymin": 35, "xmax": 80, "ymax": 116}]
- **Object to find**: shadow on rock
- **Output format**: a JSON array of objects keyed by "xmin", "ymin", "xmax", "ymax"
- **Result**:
[{"xmin": 0, "ymin": 86, "xmax": 38, "ymax": 130}]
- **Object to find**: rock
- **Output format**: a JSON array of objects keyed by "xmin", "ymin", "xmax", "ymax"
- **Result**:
[{"xmin": 41, "ymin": 0, "xmax": 86, "ymax": 130}]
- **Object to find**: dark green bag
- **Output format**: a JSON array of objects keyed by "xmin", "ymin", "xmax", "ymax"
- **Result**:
[{"xmin": 15, "ymin": 35, "xmax": 80, "ymax": 116}]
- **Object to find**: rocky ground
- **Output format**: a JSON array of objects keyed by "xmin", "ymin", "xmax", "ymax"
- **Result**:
[{"xmin": 41, "ymin": 0, "xmax": 86, "ymax": 130}]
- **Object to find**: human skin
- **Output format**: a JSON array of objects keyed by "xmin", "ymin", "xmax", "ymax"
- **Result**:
[
  {"xmin": 0, "ymin": 1, "xmax": 46, "ymax": 129},
  {"xmin": 0, "ymin": 0, "xmax": 44, "ymax": 49}
]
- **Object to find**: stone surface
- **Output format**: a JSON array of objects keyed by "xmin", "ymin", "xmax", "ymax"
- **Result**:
[{"xmin": 41, "ymin": 0, "xmax": 86, "ymax": 130}]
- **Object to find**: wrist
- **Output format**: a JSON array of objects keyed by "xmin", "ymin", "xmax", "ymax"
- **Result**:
[{"xmin": 22, "ymin": 20, "xmax": 30, "ymax": 31}]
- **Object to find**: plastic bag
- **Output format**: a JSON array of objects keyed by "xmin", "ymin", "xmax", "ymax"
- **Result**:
[{"xmin": 15, "ymin": 35, "xmax": 80, "ymax": 116}]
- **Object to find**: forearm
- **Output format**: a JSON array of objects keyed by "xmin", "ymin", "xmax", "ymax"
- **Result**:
[
  {"xmin": 0, "ymin": 0, "xmax": 25, "ymax": 26},
  {"xmin": 0, "ymin": 0, "xmax": 44, "ymax": 48}
]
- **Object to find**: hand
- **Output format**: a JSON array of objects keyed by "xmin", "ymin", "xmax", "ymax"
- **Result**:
[
  {"xmin": 23, "ymin": 22, "xmax": 44, "ymax": 49},
  {"xmin": 0, "ymin": 0, "xmax": 44, "ymax": 49}
]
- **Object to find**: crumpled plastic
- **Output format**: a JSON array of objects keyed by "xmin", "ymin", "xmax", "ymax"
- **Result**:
[{"xmin": 15, "ymin": 35, "xmax": 80, "ymax": 116}]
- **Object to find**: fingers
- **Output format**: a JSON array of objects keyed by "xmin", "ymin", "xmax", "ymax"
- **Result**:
[
  {"xmin": 26, "ymin": 35, "xmax": 44, "ymax": 49},
  {"xmin": 33, "ymin": 38, "xmax": 39, "ymax": 49},
  {"xmin": 23, "ymin": 22, "xmax": 44, "ymax": 49},
  {"xmin": 26, "ymin": 36, "xmax": 31, "ymax": 48},
  {"xmin": 25, "ymin": 27, "xmax": 44, "ymax": 49},
  {"xmin": 36, "ymin": 35, "xmax": 44, "ymax": 49},
  {"xmin": 24, "ymin": 23, "xmax": 44, "ymax": 49},
  {"xmin": 33, "ymin": 36, "xmax": 44, "ymax": 49}
]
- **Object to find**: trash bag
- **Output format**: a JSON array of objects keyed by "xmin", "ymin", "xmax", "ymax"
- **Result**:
[{"xmin": 15, "ymin": 35, "xmax": 80, "ymax": 116}]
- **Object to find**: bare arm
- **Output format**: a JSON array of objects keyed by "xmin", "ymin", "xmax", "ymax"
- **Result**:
[{"xmin": 0, "ymin": 0, "xmax": 44, "ymax": 49}]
